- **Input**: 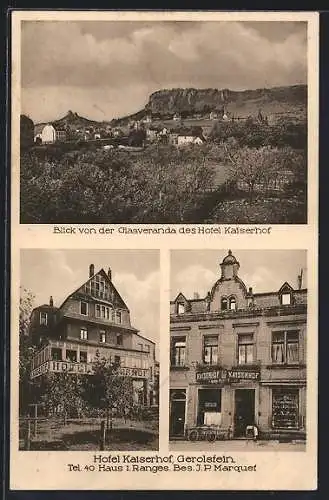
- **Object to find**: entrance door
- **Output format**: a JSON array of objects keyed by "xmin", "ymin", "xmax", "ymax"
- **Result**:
[
  {"xmin": 234, "ymin": 389, "xmax": 255, "ymax": 437},
  {"xmin": 170, "ymin": 390, "xmax": 186, "ymax": 437}
]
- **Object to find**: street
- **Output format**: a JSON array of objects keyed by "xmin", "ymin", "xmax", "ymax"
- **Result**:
[{"xmin": 170, "ymin": 439, "xmax": 306, "ymax": 452}]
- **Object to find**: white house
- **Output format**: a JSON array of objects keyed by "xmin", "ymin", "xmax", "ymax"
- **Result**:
[
  {"xmin": 177, "ymin": 135, "xmax": 205, "ymax": 146},
  {"xmin": 173, "ymin": 113, "xmax": 181, "ymax": 121},
  {"xmin": 39, "ymin": 124, "xmax": 66, "ymax": 144}
]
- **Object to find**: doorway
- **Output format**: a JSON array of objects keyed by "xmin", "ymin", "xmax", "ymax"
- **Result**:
[
  {"xmin": 170, "ymin": 390, "xmax": 186, "ymax": 437},
  {"xmin": 234, "ymin": 389, "xmax": 255, "ymax": 437}
]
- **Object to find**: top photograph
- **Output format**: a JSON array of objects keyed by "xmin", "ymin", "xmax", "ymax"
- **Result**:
[{"xmin": 17, "ymin": 16, "xmax": 313, "ymax": 224}]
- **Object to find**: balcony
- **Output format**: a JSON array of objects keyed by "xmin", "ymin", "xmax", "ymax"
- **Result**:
[{"xmin": 170, "ymin": 304, "xmax": 307, "ymax": 323}]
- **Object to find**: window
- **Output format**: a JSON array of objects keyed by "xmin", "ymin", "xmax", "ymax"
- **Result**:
[
  {"xmin": 66, "ymin": 349, "xmax": 77, "ymax": 362},
  {"xmin": 221, "ymin": 297, "xmax": 228, "ymax": 311},
  {"xmin": 114, "ymin": 355, "xmax": 121, "ymax": 366},
  {"xmin": 229, "ymin": 297, "xmax": 236, "ymax": 310},
  {"xmin": 178, "ymin": 303, "xmax": 185, "ymax": 314},
  {"xmin": 145, "ymin": 345, "xmax": 150, "ymax": 353},
  {"xmin": 39, "ymin": 312, "xmax": 48, "ymax": 326},
  {"xmin": 80, "ymin": 327, "xmax": 88, "ymax": 340},
  {"xmin": 272, "ymin": 331, "xmax": 299, "ymax": 364},
  {"xmin": 272, "ymin": 388, "xmax": 299, "ymax": 429},
  {"xmin": 281, "ymin": 293, "xmax": 291, "ymax": 305},
  {"xmin": 117, "ymin": 334, "xmax": 123, "ymax": 346},
  {"xmin": 95, "ymin": 304, "xmax": 113, "ymax": 321},
  {"xmin": 80, "ymin": 351, "xmax": 87, "ymax": 363},
  {"xmin": 138, "ymin": 343, "xmax": 143, "ymax": 351},
  {"xmin": 203, "ymin": 336, "xmax": 218, "ymax": 365},
  {"xmin": 238, "ymin": 334, "xmax": 254, "ymax": 364},
  {"xmin": 100, "ymin": 330, "xmax": 106, "ymax": 343},
  {"xmin": 51, "ymin": 347, "xmax": 62, "ymax": 361},
  {"xmin": 80, "ymin": 301, "xmax": 88, "ymax": 316},
  {"xmin": 116, "ymin": 311, "xmax": 122, "ymax": 323},
  {"xmin": 96, "ymin": 304, "xmax": 101, "ymax": 317},
  {"xmin": 171, "ymin": 337, "xmax": 186, "ymax": 367}
]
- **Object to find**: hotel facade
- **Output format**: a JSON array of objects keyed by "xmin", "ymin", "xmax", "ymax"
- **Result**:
[
  {"xmin": 169, "ymin": 251, "xmax": 307, "ymax": 440},
  {"xmin": 28, "ymin": 264, "xmax": 158, "ymax": 408}
]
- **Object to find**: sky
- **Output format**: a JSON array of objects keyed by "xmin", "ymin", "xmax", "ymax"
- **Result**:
[
  {"xmin": 21, "ymin": 20, "xmax": 307, "ymax": 123},
  {"xmin": 170, "ymin": 250, "xmax": 307, "ymax": 300},
  {"xmin": 20, "ymin": 249, "xmax": 159, "ymax": 349}
]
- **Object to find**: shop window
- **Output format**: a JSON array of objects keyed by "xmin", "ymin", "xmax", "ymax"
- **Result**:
[
  {"xmin": 51, "ymin": 347, "xmax": 62, "ymax": 361},
  {"xmin": 66, "ymin": 349, "xmax": 77, "ymax": 362},
  {"xmin": 100, "ymin": 330, "xmax": 106, "ymax": 343},
  {"xmin": 177, "ymin": 303, "xmax": 185, "ymax": 314},
  {"xmin": 229, "ymin": 297, "xmax": 237, "ymax": 310},
  {"xmin": 272, "ymin": 388, "xmax": 299, "ymax": 429},
  {"xmin": 197, "ymin": 388, "xmax": 222, "ymax": 426},
  {"xmin": 281, "ymin": 293, "xmax": 291, "ymax": 305},
  {"xmin": 221, "ymin": 297, "xmax": 228, "ymax": 311},
  {"xmin": 238, "ymin": 334, "xmax": 254, "ymax": 364},
  {"xmin": 80, "ymin": 351, "xmax": 87, "ymax": 363},
  {"xmin": 80, "ymin": 301, "xmax": 88, "ymax": 316},
  {"xmin": 203, "ymin": 336, "xmax": 218, "ymax": 365},
  {"xmin": 171, "ymin": 337, "xmax": 186, "ymax": 367},
  {"xmin": 272, "ymin": 331, "xmax": 299, "ymax": 364},
  {"xmin": 117, "ymin": 334, "xmax": 123, "ymax": 346},
  {"xmin": 80, "ymin": 327, "xmax": 88, "ymax": 340},
  {"xmin": 39, "ymin": 311, "xmax": 48, "ymax": 326}
]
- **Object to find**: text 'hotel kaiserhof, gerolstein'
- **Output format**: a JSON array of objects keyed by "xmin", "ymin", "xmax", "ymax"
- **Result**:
[{"xmin": 169, "ymin": 251, "xmax": 307, "ymax": 441}]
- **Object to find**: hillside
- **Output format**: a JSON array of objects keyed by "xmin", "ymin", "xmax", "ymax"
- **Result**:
[
  {"xmin": 35, "ymin": 110, "xmax": 110, "ymax": 131},
  {"xmin": 115, "ymin": 85, "xmax": 307, "ymax": 124}
]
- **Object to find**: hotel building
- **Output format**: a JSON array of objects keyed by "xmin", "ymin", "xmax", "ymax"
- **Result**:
[
  {"xmin": 28, "ymin": 264, "xmax": 158, "ymax": 407},
  {"xmin": 169, "ymin": 251, "xmax": 307, "ymax": 440}
]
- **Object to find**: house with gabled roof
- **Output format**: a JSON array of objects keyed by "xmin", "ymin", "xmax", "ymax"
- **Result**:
[
  {"xmin": 29, "ymin": 263, "xmax": 157, "ymax": 407},
  {"xmin": 169, "ymin": 250, "xmax": 307, "ymax": 442}
]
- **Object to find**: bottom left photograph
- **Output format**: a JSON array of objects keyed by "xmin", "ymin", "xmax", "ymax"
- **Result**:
[{"xmin": 18, "ymin": 249, "xmax": 160, "ymax": 451}]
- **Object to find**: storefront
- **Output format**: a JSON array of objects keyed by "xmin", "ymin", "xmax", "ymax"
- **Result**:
[{"xmin": 194, "ymin": 366, "xmax": 260, "ymax": 438}]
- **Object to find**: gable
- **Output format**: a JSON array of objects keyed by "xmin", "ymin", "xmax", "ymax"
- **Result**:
[
  {"xmin": 69, "ymin": 269, "xmax": 129, "ymax": 310},
  {"xmin": 278, "ymin": 282, "xmax": 294, "ymax": 294}
]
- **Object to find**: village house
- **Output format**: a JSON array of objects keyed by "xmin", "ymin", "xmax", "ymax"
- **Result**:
[
  {"xmin": 29, "ymin": 264, "xmax": 158, "ymax": 407},
  {"xmin": 175, "ymin": 134, "xmax": 206, "ymax": 147},
  {"xmin": 35, "ymin": 123, "xmax": 66, "ymax": 144},
  {"xmin": 170, "ymin": 250, "xmax": 307, "ymax": 441}
]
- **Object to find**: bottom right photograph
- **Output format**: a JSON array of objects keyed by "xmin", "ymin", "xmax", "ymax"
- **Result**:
[{"xmin": 169, "ymin": 249, "xmax": 307, "ymax": 451}]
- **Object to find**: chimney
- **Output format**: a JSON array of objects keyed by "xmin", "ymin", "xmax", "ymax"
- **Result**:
[
  {"xmin": 89, "ymin": 264, "xmax": 95, "ymax": 278},
  {"xmin": 49, "ymin": 296, "xmax": 53, "ymax": 307},
  {"xmin": 297, "ymin": 269, "xmax": 303, "ymax": 290},
  {"xmin": 248, "ymin": 287, "xmax": 253, "ymax": 295},
  {"xmin": 193, "ymin": 292, "xmax": 200, "ymax": 300},
  {"xmin": 108, "ymin": 267, "xmax": 112, "ymax": 281}
]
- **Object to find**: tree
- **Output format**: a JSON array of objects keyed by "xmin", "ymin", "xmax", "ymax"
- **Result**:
[
  {"xmin": 19, "ymin": 288, "xmax": 36, "ymax": 414},
  {"xmin": 20, "ymin": 115, "xmax": 34, "ymax": 149},
  {"xmin": 224, "ymin": 144, "xmax": 302, "ymax": 201},
  {"xmin": 40, "ymin": 372, "xmax": 87, "ymax": 423},
  {"xmin": 83, "ymin": 356, "xmax": 134, "ymax": 433}
]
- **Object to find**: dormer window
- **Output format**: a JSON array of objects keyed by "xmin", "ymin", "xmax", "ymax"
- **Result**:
[
  {"xmin": 221, "ymin": 297, "xmax": 228, "ymax": 311},
  {"xmin": 229, "ymin": 297, "xmax": 236, "ymax": 310},
  {"xmin": 281, "ymin": 293, "xmax": 291, "ymax": 306},
  {"xmin": 178, "ymin": 303, "xmax": 185, "ymax": 314},
  {"xmin": 39, "ymin": 311, "xmax": 48, "ymax": 326}
]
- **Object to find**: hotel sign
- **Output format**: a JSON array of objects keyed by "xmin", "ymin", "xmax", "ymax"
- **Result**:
[
  {"xmin": 196, "ymin": 367, "xmax": 260, "ymax": 384},
  {"xmin": 31, "ymin": 362, "xmax": 148, "ymax": 379}
]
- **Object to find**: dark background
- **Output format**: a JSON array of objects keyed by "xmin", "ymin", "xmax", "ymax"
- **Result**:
[{"xmin": 2, "ymin": 5, "xmax": 327, "ymax": 500}]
